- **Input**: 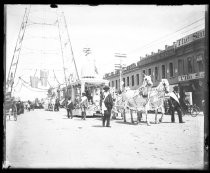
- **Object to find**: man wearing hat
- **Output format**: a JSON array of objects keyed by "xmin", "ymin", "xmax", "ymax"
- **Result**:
[
  {"xmin": 80, "ymin": 92, "xmax": 88, "ymax": 120},
  {"xmin": 66, "ymin": 97, "xmax": 74, "ymax": 119},
  {"xmin": 102, "ymin": 85, "xmax": 114, "ymax": 127},
  {"xmin": 167, "ymin": 86, "xmax": 185, "ymax": 123}
]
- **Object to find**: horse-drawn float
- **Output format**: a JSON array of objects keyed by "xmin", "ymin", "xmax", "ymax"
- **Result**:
[{"xmin": 67, "ymin": 77, "xmax": 109, "ymax": 116}]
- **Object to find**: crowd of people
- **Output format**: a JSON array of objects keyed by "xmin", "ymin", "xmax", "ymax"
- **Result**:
[{"xmin": 9, "ymin": 84, "xmax": 199, "ymax": 126}]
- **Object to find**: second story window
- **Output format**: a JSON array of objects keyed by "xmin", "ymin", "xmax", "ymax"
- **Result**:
[
  {"xmin": 178, "ymin": 59, "xmax": 184, "ymax": 75},
  {"xmin": 112, "ymin": 81, "xmax": 114, "ymax": 87},
  {"xmin": 188, "ymin": 57, "xmax": 193, "ymax": 73},
  {"xmin": 197, "ymin": 54, "xmax": 204, "ymax": 72},
  {"xmin": 162, "ymin": 65, "xmax": 166, "ymax": 79},
  {"xmin": 127, "ymin": 76, "xmax": 129, "ymax": 86},
  {"xmin": 148, "ymin": 68, "xmax": 151, "ymax": 76},
  {"xmin": 142, "ymin": 70, "xmax": 146, "ymax": 82},
  {"xmin": 136, "ymin": 74, "xmax": 139, "ymax": 85},
  {"xmin": 132, "ymin": 75, "xmax": 134, "ymax": 86},
  {"xmin": 169, "ymin": 62, "xmax": 173, "ymax": 77},
  {"xmin": 123, "ymin": 78, "xmax": 125, "ymax": 87},
  {"xmin": 116, "ymin": 80, "xmax": 118, "ymax": 89},
  {"xmin": 155, "ymin": 67, "xmax": 158, "ymax": 81}
]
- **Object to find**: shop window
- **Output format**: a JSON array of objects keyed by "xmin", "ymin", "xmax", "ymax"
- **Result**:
[
  {"xmin": 116, "ymin": 80, "xmax": 118, "ymax": 89},
  {"xmin": 127, "ymin": 76, "xmax": 129, "ymax": 86},
  {"xmin": 148, "ymin": 68, "xmax": 151, "ymax": 76},
  {"xmin": 178, "ymin": 59, "xmax": 184, "ymax": 75},
  {"xmin": 132, "ymin": 75, "xmax": 134, "ymax": 86},
  {"xmin": 123, "ymin": 78, "xmax": 125, "ymax": 87},
  {"xmin": 162, "ymin": 65, "xmax": 166, "ymax": 79},
  {"xmin": 136, "ymin": 74, "xmax": 139, "ymax": 85},
  {"xmin": 142, "ymin": 70, "xmax": 146, "ymax": 82},
  {"xmin": 197, "ymin": 54, "xmax": 204, "ymax": 72},
  {"xmin": 155, "ymin": 66, "xmax": 158, "ymax": 81},
  {"xmin": 119, "ymin": 79, "xmax": 120, "ymax": 89},
  {"xmin": 188, "ymin": 57, "xmax": 193, "ymax": 73},
  {"xmin": 169, "ymin": 62, "xmax": 174, "ymax": 77}
]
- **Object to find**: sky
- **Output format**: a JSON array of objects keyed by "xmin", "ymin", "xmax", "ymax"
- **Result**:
[{"xmin": 5, "ymin": 4, "xmax": 206, "ymax": 100}]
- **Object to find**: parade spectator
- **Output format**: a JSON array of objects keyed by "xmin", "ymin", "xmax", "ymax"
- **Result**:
[
  {"xmin": 102, "ymin": 86, "xmax": 114, "ymax": 127},
  {"xmin": 54, "ymin": 97, "xmax": 60, "ymax": 111},
  {"xmin": 80, "ymin": 93, "xmax": 88, "ymax": 120},
  {"xmin": 26, "ymin": 100, "xmax": 31, "ymax": 111},
  {"xmin": 20, "ymin": 101, "xmax": 24, "ymax": 114},
  {"xmin": 16, "ymin": 101, "xmax": 21, "ymax": 115},
  {"xmin": 66, "ymin": 97, "xmax": 74, "ymax": 119},
  {"xmin": 168, "ymin": 87, "xmax": 185, "ymax": 123}
]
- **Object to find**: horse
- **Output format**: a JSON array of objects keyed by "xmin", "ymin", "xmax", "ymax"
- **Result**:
[
  {"xmin": 113, "ymin": 75, "xmax": 169, "ymax": 126},
  {"xmin": 144, "ymin": 78, "xmax": 170, "ymax": 124}
]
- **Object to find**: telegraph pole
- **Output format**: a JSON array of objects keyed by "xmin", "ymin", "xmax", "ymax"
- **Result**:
[{"xmin": 114, "ymin": 53, "xmax": 126, "ymax": 91}]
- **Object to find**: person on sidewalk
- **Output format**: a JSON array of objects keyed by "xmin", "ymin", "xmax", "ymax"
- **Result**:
[
  {"xmin": 167, "ymin": 86, "xmax": 185, "ymax": 123},
  {"xmin": 102, "ymin": 86, "xmax": 114, "ymax": 127},
  {"xmin": 80, "ymin": 93, "xmax": 88, "ymax": 120},
  {"xmin": 66, "ymin": 97, "xmax": 74, "ymax": 119}
]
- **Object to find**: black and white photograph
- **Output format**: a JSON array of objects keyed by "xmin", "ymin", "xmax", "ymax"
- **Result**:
[{"xmin": 3, "ymin": 4, "xmax": 208, "ymax": 169}]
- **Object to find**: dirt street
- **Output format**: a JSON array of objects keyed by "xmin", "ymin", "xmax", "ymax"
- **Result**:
[{"xmin": 4, "ymin": 109, "xmax": 204, "ymax": 169}]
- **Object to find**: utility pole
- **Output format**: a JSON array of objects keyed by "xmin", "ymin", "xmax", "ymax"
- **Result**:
[{"xmin": 114, "ymin": 53, "xmax": 126, "ymax": 91}]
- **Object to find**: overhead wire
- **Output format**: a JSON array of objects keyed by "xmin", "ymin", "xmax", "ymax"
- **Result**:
[
  {"xmin": 127, "ymin": 17, "xmax": 205, "ymax": 54},
  {"xmin": 132, "ymin": 23, "xmax": 205, "ymax": 53},
  {"xmin": 19, "ymin": 76, "xmax": 48, "ymax": 91},
  {"xmin": 53, "ymin": 69, "xmax": 62, "ymax": 85}
]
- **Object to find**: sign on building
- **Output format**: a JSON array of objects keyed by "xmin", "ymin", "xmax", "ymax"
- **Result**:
[
  {"xmin": 176, "ymin": 29, "xmax": 205, "ymax": 48},
  {"xmin": 178, "ymin": 72, "xmax": 204, "ymax": 82}
]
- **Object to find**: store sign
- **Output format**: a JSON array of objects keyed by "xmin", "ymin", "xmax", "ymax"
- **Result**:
[
  {"xmin": 178, "ymin": 72, "xmax": 205, "ymax": 82},
  {"xmin": 176, "ymin": 29, "xmax": 205, "ymax": 48}
]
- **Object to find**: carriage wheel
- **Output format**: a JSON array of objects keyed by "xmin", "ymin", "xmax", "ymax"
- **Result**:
[{"xmin": 191, "ymin": 107, "xmax": 199, "ymax": 117}]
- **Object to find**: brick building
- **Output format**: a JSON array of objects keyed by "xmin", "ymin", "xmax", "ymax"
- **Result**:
[{"xmin": 104, "ymin": 29, "xmax": 205, "ymax": 109}]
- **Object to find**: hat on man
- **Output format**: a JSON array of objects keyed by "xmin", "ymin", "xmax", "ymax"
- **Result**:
[
  {"xmin": 173, "ymin": 86, "xmax": 179, "ymax": 92},
  {"xmin": 103, "ymin": 85, "xmax": 110, "ymax": 91}
]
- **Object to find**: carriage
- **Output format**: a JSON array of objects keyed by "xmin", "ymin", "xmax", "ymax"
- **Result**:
[
  {"xmin": 4, "ymin": 92, "xmax": 17, "ymax": 121},
  {"xmin": 67, "ymin": 77, "xmax": 109, "ymax": 116}
]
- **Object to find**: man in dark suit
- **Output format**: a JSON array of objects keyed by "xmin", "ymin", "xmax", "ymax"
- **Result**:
[
  {"xmin": 167, "ymin": 87, "xmax": 185, "ymax": 123},
  {"xmin": 102, "ymin": 86, "xmax": 114, "ymax": 127},
  {"xmin": 66, "ymin": 97, "xmax": 74, "ymax": 119}
]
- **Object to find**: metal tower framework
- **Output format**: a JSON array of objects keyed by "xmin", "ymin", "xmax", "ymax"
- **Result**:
[{"xmin": 6, "ymin": 5, "xmax": 80, "ymax": 96}]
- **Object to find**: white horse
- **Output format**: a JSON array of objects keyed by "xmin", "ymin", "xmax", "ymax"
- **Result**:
[
  {"xmin": 114, "ymin": 75, "xmax": 169, "ymax": 126},
  {"xmin": 145, "ymin": 78, "xmax": 170, "ymax": 124}
]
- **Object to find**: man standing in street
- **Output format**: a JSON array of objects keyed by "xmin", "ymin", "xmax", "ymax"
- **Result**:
[
  {"xmin": 80, "ymin": 92, "xmax": 88, "ymax": 120},
  {"xmin": 66, "ymin": 97, "xmax": 74, "ymax": 119},
  {"xmin": 102, "ymin": 86, "xmax": 114, "ymax": 127},
  {"xmin": 168, "ymin": 86, "xmax": 185, "ymax": 123}
]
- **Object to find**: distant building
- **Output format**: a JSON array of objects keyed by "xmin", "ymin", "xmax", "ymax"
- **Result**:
[{"xmin": 104, "ymin": 29, "xmax": 205, "ymax": 109}]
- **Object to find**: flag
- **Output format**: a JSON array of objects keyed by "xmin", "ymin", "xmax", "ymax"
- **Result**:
[
  {"xmin": 30, "ymin": 76, "xmax": 39, "ymax": 88},
  {"xmin": 94, "ymin": 65, "xmax": 98, "ymax": 74},
  {"xmin": 40, "ymin": 70, "xmax": 48, "ymax": 87}
]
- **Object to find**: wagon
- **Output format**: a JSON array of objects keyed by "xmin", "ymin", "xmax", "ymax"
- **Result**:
[
  {"xmin": 68, "ymin": 77, "xmax": 109, "ymax": 117},
  {"xmin": 4, "ymin": 92, "xmax": 17, "ymax": 121}
]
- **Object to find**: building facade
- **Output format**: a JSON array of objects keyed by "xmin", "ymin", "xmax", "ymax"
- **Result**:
[{"xmin": 104, "ymin": 29, "xmax": 205, "ymax": 109}]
